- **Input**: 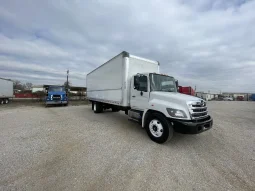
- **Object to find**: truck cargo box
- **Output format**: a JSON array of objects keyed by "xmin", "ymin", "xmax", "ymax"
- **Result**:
[
  {"xmin": 86, "ymin": 51, "xmax": 159, "ymax": 107},
  {"xmin": 0, "ymin": 78, "xmax": 13, "ymax": 98}
]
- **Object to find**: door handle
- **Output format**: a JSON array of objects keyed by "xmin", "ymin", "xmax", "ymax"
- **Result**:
[{"xmin": 132, "ymin": 95, "xmax": 136, "ymax": 97}]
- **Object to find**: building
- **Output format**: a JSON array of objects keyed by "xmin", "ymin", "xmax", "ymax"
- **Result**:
[
  {"xmin": 32, "ymin": 85, "xmax": 44, "ymax": 93},
  {"xmin": 196, "ymin": 92, "xmax": 219, "ymax": 101}
]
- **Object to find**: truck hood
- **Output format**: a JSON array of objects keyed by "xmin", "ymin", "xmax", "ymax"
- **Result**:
[
  {"xmin": 150, "ymin": 91, "xmax": 202, "ymax": 104},
  {"xmin": 48, "ymin": 91, "xmax": 66, "ymax": 95}
]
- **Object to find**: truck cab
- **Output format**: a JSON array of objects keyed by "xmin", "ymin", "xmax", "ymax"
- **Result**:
[
  {"xmin": 45, "ymin": 86, "xmax": 68, "ymax": 107},
  {"xmin": 129, "ymin": 73, "xmax": 213, "ymax": 143}
]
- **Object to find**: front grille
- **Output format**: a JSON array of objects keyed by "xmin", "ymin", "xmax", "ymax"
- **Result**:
[
  {"xmin": 52, "ymin": 95, "xmax": 61, "ymax": 100},
  {"xmin": 192, "ymin": 115, "xmax": 211, "ymax": 123},
  {"xmin": 192, "ymin": 108, "xmax": 207, "ymax": 112},
  {"xmin": 190, "ymin": 101, "xmax": 208, "ymax": 119},
  {"xmin": 192, "ymin": 112, "xmax": 208, "ymax": 118}
]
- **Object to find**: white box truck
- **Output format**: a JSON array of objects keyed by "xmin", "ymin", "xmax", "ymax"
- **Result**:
[
  {"xmin": 0, "ymin": 78, "xmax": 13, "ymax": 104},
  {"xmin": 87, "ymin": 51, "xmax": 213, "ymax": 143}
]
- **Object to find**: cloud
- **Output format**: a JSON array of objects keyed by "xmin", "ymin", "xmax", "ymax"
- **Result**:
[{"xmin": 0, "ymin": 0, "xmax": 254, "ymax": 92}]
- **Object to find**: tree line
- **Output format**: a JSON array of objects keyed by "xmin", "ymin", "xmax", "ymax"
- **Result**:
[
  {"xmin": 13, "ymin": 80, "xmax": 33, "ymax": 91},
  {"xmin": 13, "ymin": 80, "xmax": 72, "ymax": 91}
]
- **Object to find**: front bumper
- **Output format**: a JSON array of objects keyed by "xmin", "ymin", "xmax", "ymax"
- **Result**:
[
  {"xmin": 46, "ymin": 100, "xmax": 68, "ymax": 105},
  {"xmin": 171, "ymin": 115, "xmax": 213, "ymax": 134}
]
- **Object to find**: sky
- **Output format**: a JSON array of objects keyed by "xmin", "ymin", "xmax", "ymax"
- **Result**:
[{"xmin": 0, "ymin": 0, "xmax": 255, "ymax": 93}]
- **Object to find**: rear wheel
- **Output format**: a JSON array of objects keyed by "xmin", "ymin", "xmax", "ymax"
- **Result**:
[
  {"xmin": 91, "ymin": 102, "xmax": 94, "ymax": 110},
  {"xmin": 0, "ymin": 99, "xmax": 4, "ymax": 105},
  {"xmin": 4, "ymin": 99, "xmax": 9, "ymax": 104},
  {"xmin": 93, "ymin": 102, "xmax": 103, "ymax": 113},
  {"xmin": 145, "ymin": 113, "xmax": 173, "ymax": 144}
]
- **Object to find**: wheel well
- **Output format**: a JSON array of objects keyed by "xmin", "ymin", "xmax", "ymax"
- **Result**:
[{"xmin": 143, "ymin": 109, "xmax": 167, "ymax": 127}]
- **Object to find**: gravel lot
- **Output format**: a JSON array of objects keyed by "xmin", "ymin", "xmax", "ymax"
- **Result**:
[{"xmin": 0, "ymin": 102, "xmax": 254, "ymax": 191}]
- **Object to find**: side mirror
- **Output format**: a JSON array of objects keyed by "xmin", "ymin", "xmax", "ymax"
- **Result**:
[
  {"xmin": 134, "ymin": 76, "xmax": 140, "ymax": 90},
  {"xmin": 175, "ymin": 80, "xmax": 179, "ymax": 91},
  {"xmin": 134, "ymin": 83, "xmax": 139, "ymax": 90}
]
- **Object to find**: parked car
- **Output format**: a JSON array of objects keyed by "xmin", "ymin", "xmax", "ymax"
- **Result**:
[
  {"xmin": 223, "ymin": 97, "xmax": 233, "ymax": 101},
  {"xmin": 236, "ymin": 96, "xmax": 244, "ymax": 101}
]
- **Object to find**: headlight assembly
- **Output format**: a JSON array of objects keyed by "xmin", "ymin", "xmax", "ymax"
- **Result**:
[{"xmin": 166, "ymin": 108, "xmax": 187, "ymax": 118}]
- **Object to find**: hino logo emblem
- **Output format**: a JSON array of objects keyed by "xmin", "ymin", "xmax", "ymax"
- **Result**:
[{"xmin": 197, "ymin": 100, "xmax": 205, "ymax": 106}]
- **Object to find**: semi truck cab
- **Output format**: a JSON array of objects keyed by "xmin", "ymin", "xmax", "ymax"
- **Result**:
[
  {"xmin": 45, "ymin": 86, "xmax": 68, "ymax": 107},
  {"xmin": 128, "ymin": 73, "xmax": 213, "ymax": 142}
]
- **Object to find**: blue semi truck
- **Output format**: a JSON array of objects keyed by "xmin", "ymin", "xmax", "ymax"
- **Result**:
[
  {"xmin": 45, "ymin": 85, "xmax": 68, "ymax": 107},
  {"xmin": 251, "ymin": 94, "xmax": 255, "ymax": 101}
]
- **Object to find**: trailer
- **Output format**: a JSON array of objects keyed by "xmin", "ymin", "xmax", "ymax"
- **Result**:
[
  {"xmin": 178, "ymin": 86, "xmax": 195, "ymax": 96},
  {"xmin": 0, "ymin": 78, "xmax": 13, "ymax": 104},
  {"xmin": 87, "ymin": 51, "xmax": 213, "ymax": 143},
  {"xmin": 87, "ymin": 52, "xmax": 160, "ymax": 108}
]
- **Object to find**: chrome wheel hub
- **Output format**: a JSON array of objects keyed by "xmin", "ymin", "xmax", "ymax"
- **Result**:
[{"xmin": 149, "ymin": 119, "xmax": 163, "ymax": 137}]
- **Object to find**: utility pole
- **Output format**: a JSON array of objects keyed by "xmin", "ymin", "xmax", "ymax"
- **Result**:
[{"xmin": 67, "ymin": 69, "xmax": 69, "ymax": 88}]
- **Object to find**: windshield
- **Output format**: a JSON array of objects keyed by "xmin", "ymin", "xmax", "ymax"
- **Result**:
[
  {"xmin": 150, "ymin": 74, "xmax": 177, "ymax": 92},
  {"xmin": 48, "ymin": 86, "xmax": 65, "ymax": 92}
]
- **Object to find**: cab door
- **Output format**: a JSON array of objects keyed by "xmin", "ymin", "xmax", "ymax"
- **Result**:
[{"xmin": 130, "ymin": 75, "xmax": 149, "ymax": 110}]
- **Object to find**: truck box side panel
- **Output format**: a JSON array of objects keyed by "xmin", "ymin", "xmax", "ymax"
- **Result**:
[
  {"xmin": 0, "ymin": 79, "xmax": 13, "ymax": 98},
  {"xmin": 87, "ymin": 53, "xmax": 124, "ymax": 105},
  {"xmin": 128, "ymin": 56, "xmax": 159, "ymax": 76}
]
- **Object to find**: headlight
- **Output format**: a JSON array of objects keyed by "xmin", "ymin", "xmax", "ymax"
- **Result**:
[{"xmin": 166, "ymin": 108, "xmax": 187, "ymax": 118}]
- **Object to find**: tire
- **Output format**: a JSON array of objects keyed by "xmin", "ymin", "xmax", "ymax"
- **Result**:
[
  {"xmin": 91, "ymin": 102, "xmax": 94, "ymax": 110},
  {"xmin": 145, "ymin": 113, "xmax": 173, "ymax": 144},
  {"xmin": 5, "ymin": 99, "xmax": 9, "ymax": 104},
  {"xmin": 93, "ymin": 102, "xmax": 103, "ymax": 113},
  {"xmin": 0, "ymin": 99, "xmax": 4, "ymax": 105}
]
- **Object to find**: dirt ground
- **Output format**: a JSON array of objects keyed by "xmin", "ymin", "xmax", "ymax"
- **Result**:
[
  {"xmin": 0, "ymin": 101, "xmax": 254, "ymax": 191},
  {"xmin": 0, "ymin": 100, "xmax": 89, "ymax": 109}
]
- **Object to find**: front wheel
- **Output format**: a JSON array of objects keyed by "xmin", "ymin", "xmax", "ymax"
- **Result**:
[{"xmin": 145, "ymin": 113, "xmax": 173, "ymax": 144}]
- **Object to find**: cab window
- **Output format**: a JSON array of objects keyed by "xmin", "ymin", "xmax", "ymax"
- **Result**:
[{"xmin": 134, "ymin": 75, "xmax": 148, "ymax": 92}]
